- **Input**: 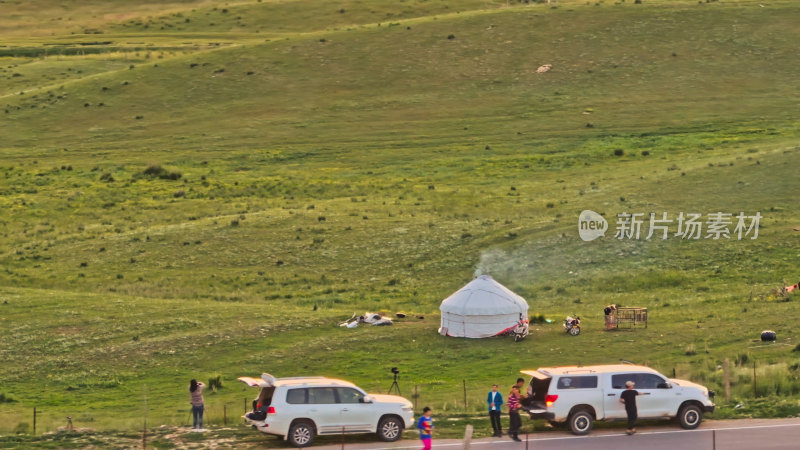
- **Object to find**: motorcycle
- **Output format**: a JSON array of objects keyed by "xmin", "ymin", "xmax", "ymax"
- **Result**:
[
  {"xmin": 564, "ymin": 316, "xmax": 581, "ymax": 336},
  {"xmin": 513, "ymin": 317, "xmax": 530, "ymax": 342}
]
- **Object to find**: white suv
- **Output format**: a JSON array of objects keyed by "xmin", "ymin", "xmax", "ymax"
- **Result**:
[
  {"xmin": 239, "ymin": 374, "xmax": 415, "ymax": 447},
  {"xmin": 521, "ymin": 364, "xmax": 715, "ymax": 435}
]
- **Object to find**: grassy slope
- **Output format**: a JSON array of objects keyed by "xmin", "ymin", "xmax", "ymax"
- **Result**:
[{"xmin": 1, "ymin": 0, "xmax": 800, "ymax": 442}]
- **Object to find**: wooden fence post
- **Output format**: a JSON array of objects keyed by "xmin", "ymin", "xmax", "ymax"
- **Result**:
[
  {"xmin": 414, "ymin": 385, "xmax": 418, "ymax": 411},
  {"xmin": 723, "ymin": 358, "xmax": 731, "ymax": 401},
  {"xmin": 462, "ymin": 379, "xmax": 467, "ymax": 410}
]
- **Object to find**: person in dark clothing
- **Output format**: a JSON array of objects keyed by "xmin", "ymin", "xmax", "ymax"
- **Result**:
[
  {"xmin": 619, "ymin": 380, "xmax": 641, "ymax": 435},
  {"xmin": 487, "ymin": 384, "xmax": 503, "ymax": 437},
  {"xmin": 604, "ymin": 304, "xmax": 617, "ymax": 330},
  {"xmin": 507, "ymin": 386, "xmax": 522, "ymax": 442}
]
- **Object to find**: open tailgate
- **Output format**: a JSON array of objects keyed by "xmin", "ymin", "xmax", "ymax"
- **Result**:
[{"xmin": 238, "ymin": 373, "xmax": 276, "ymax": 388}]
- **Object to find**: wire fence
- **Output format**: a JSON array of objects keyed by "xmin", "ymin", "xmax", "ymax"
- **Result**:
[{"xmin": 0, "ymin": 361, "xmax": 785, "ymax": 435}]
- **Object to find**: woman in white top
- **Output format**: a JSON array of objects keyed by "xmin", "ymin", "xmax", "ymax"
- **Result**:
[{"xmin": 189, "ymin": 379, "xmax": 205, "ymax": 430}]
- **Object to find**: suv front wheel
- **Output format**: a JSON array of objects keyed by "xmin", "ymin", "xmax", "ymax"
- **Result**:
[
  {"xmin": 378, "ymin": 416, "xmax": 403, "ymax": 441},
  {"xmin": 288, "ymin": 420, "xmax": 316, "ymax": 447},
  {"xmin": 568, "ymin": 410, "xmax": 594, "ymax": 435},
  {"xmin": 678, "ymin": 404, "xmax": 703, "ymax": 429}
]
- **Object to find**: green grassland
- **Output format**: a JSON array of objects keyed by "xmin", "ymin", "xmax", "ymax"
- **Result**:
[{"xmin": 1, "ymin": 0, "xmax": 800, "ymax": 445}]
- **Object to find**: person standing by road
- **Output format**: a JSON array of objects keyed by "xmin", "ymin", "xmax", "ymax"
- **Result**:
[
  {"xmin": 418, "ymin": 406, "xmax": 434, "ymax": 450},
  {"xmin": 620, "ymin": 380, "xmax": 641, "ymax": 435},
  {"xmin": 507, "ymin": 385, "xmax": 522, "ymax": 442},
  {"xmin": 515, "ymin": 377, "xmax": 530, "ymax": 406},
  {"xmin": 487, "ymin": 384, "xmax": 504, "ymax": 437},
  {"xmin": 189, "ymin": 379, "xmax": 206, "ymax": 430}
]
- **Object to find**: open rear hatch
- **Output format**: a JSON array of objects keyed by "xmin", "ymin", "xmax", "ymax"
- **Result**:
[
  {"xmin": 238, "ymin": 373, "xmax": 276, "ymax": 388},
  {"xmin": 239, "ymin": 373, "xmax": 276, "ymax": 426},
  {"xmin": 520, "ymin": 369, "xmax": 551, "ymax": 414}
]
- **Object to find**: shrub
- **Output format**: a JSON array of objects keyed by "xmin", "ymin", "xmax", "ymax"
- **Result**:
[
  {"xmin": 0, "ymin": 393, "xmax": 16, "ymax": 403},
  {"xmin": 736, "ymin": 352, "xmax": 750, "ymax": 366},
  {"xmin": 685, "ymin": 344, "xmax": 697, "ymax": 356},
  {"xmin": 138, "ymin": 164, "xmax": 181, "ymax": 180},
  {"xmin": 530, "ymin": 313, "xmax": 547, "ymax": 324},
  {"xmin": 613, "ymin": 149, "xmax": 624, "ymax": 156},
  {"xmin": 208, "ymin": 374, "xmax": 223, "ymax": 391}
]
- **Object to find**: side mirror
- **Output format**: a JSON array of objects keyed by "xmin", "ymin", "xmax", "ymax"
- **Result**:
[
  {"xmin": 361, "ymin": 395, "xmax": 374, "ymax": 403},
  {"xmin": 657, "ymin": 382, "xmax": 672, "ymax": 389}
]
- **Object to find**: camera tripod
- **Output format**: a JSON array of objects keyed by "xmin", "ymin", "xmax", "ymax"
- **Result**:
[{"xmin": 388, "ymin": 371, "xmax": 401, "ymax": 395}]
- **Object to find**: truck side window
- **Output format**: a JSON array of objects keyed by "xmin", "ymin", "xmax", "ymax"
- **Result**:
[
  {"xmin": 557, "ymin": 376, "xmax": 598, "ymax": 389},
  {"xmin": 611, "ymin": 374, "xmax": 636, "ymax": 389},
  {"xmin": 638, "ymin": 374, "xmax": 668, "ymax": 389},
  {"xmin": 286, "ymin": 388, "xmax": 308, "ymax": 404},
  {"xmin": 308, "ymin": 387, "xmax": 337, "ymax": 404},
  {"xmin": 336, "ymin": 387, "xmax": 365, "ymax": 403}
]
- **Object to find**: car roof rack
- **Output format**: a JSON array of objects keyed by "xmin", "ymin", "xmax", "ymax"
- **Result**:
[{"xmin": 278, "ymin": 376, "xmax": 327, "ymax": 380}]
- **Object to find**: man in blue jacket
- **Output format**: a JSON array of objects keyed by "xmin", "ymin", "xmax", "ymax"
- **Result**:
[{"xmin": 487, "ymin": 384, "xmax": 503, "ymax": 437}]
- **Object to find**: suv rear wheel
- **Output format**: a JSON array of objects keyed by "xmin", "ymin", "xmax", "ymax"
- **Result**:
[
  {"xmin": 288, "ymin": 420, "xmax": 315, "ymax": 447},
  {"xmin": 378, "ymin": 416, "xmax": 403, "ymax": 441},
  {"xmin": 678, "ymin": 404, "xmax": 703, "ymax": 429},
  {"xmin": 568, "ymin": 410, "xmax": 594, "ymax": 435}
]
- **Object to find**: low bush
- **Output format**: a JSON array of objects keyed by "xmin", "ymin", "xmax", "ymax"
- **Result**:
[{"xmin": 137, "ymin": 165, "xmax": 181, "ymax": 181}]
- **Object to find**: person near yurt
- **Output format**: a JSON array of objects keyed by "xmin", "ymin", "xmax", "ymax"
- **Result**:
[{"xmin": 438, "ymin": 275, "xmax": 529, "ymax": 338}]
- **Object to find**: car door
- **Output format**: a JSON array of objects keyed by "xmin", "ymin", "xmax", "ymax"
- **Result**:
[
  {"xmin": 634, "ymin": 373, "xmax": 676, "ymax": 418},
  {"xmin": 336, "ymin": 387, "xmax": 373, "ymax": 432},
  {"xmin": 604, "ymin": 373, "xmax": 634, "ymax": 419},
  {"xmin": 307, "ymin": 387, "xmax": 343, "ymax": 434}
]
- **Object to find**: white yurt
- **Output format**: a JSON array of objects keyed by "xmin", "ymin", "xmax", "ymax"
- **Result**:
[{"xmin": 438, "ymin": 275, "xmax": 529, "ymax": 338}]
